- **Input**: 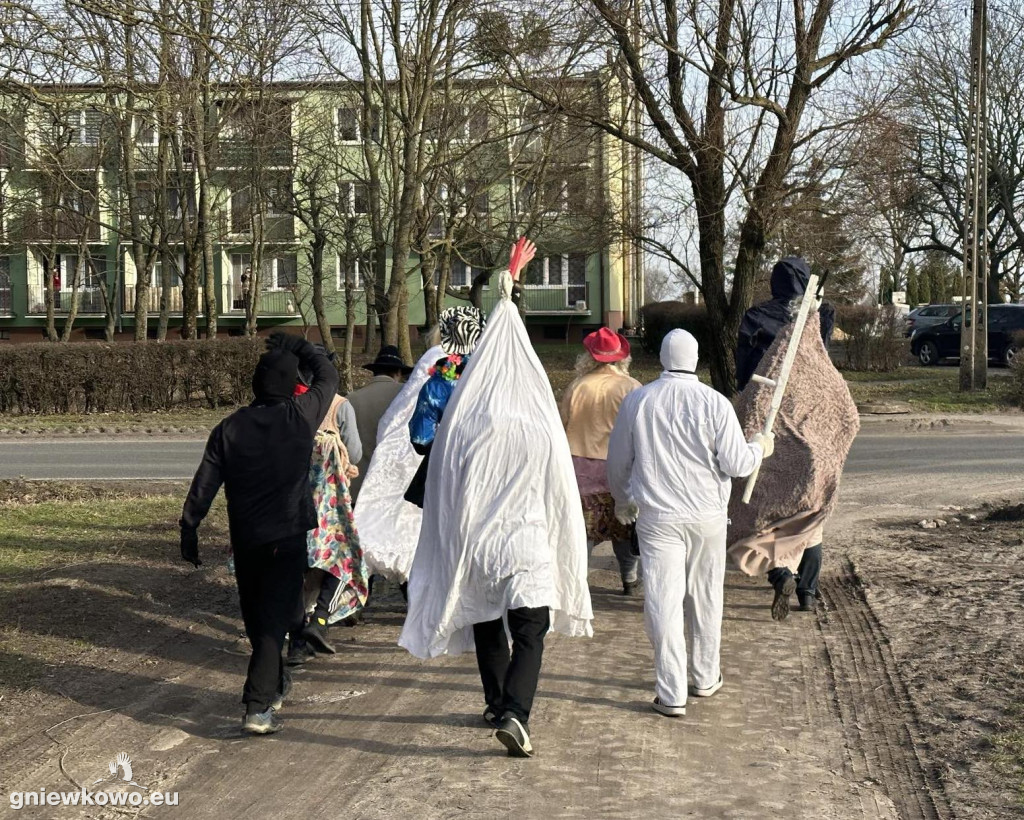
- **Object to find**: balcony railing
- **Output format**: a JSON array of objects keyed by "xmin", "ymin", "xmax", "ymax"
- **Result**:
[
  {"xmin": 480, "ymin": 283, "xmax": 591, "ymax": 315},
  {"xmin": 123, "ymin": 285, "xmax": 205, "ymax": 315},
  {"xmin": 221, "ymin": 284, "xmax": 300, "ymax": 317},
  {"xmin": 217, "ymin": 140, "xmax": 293, "ymax": 169},
  {"xmin": 28, "ymin": 286, "xmax": 106, "ymax": 315}
]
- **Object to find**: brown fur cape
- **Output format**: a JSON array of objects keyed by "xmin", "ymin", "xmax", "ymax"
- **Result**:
[{"xmin": 727, "ymin": 312, "xmax": 859, "ymax": 575}]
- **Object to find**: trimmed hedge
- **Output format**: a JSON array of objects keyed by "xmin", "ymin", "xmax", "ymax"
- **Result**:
[
  {"xmin": 0, "ymin": 339, "xmax": 264, "ymax": 414},
  {"xmin": 640, "ymin": 301, "xmax": 712, "ymax": 356}
]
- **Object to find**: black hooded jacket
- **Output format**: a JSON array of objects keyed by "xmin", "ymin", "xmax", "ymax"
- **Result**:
[
  {"xmin": 735, "ymin": 257, "xmax": 836, "ymax": 391},
  {"xmin": 180, "ymin": 339, "xmax": 339, "ymax": 549}
]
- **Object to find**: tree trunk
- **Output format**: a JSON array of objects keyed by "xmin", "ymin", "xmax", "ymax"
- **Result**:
[
  {"xmin": 180, "ymin": 250, "xmax": 199, "ymax": 339},
  {"xmin": 309, "ymin": 233, "xmax": 335, "ymax": 355},
  {"xmin": 157, "ymin": 249, "xmax": 171, "ymax": 341},
  {"xmin": 42, "ymin": 251, "xmax": 58, "ymax": 341}
]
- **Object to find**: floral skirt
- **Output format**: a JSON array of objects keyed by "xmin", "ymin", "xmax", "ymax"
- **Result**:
[
  {"xmin": 573, "ymin": 456, "xmax": 632, "ymax": 544},
  {"xmin": 308, "ymin": 432, "xmax": 369, "ymax": 622}
]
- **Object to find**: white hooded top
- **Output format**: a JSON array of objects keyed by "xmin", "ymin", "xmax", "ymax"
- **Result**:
[
  {"xmin": 354, "ymin": 344, "xmax": 445, "ymax": 581},
  {"xmin": 398, "ymin": 273, "xmax": 593, "ymax": 659},
  {"xmin": 607, "ymin": 329, "xmax": 763, "ymax": 524}
]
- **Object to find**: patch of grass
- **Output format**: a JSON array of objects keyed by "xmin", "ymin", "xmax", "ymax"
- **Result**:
[
  {"xmin": 0, "ymin": 485, "xmax": 222, "ymax": 578},
  {"xmin": 843, "ymin": 366, "xmax": 1017, "ymax": 412},
  {"xmin": 991, "ymin": 717, "xmax": 1024, "ymax": 806},
  {"xmin": 0, "ymin": 408, "xmax": 232, "ymax": 434}
]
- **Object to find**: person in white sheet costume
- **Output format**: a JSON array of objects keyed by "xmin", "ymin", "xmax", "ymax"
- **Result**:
[
  {"xmin": 352, "ymin": 342, "xmax": 444, "ymax": 583},
  {"xmin": 398, "ymin": 250, "xmax": 593, "ymax": 759},
  {"xmin": 607, "ymin": 329, "xmax": 771, "ymax": 717}
]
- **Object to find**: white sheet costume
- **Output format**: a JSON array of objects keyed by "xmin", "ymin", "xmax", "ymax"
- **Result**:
[
  {"xmin": 398, "ymin": 273, "xmax": 593, "ymax": 660},
  {"xmin": 607, "ymin": 330, "xmax": 764, "ymax": 710},
  {"xmin": 354, "ymin": 344, "xmax": 444, "ymax": 581}
]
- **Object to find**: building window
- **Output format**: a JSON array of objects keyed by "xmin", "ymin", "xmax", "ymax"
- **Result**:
[
  {"xmin": 522, "ymin": 255, "xmax": 568, "ymax": 287},
  {"xmin": 60, "ymin": 109, "xmax": 102, "ymax": 146},
  {"xmin": 0, "ymin": 256, "xmax": 10, "ymax": 315},
  {"xmin": 339, "ymin": 181, "xmax": 369, "ymax": 215},
  {"xmin": 231, "ymin": 253, "xmax": 297, "ymax": 291},
  {"xmin": 337, "ymin": 106, "xmax": 380, "ymax": 143},
  {"xmin": 0, "ymin": 329, "xmax": 10, "ymax": 340},
  {"xmin": 450, "ymin": 260, "xmax": 471, "ymax": 288},
  {"xmin": 336, "ymin": 257, "xmax": 366, "ymax": 291},
  {"xmin": 134, "ymin": 115, "xmax": 158, "ymax": 147}
]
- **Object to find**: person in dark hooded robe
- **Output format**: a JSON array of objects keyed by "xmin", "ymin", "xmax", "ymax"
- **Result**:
[
  {"xmin": 735, "ymin": 256, "xmax": 835, "ymax": 392},
  {"xmin": 179, "ymin": 332, "xmax": 338, "ymax": 735},
  {"xmin": 732, "ymin": 257, "xmax": 839, "ymax": 618}
]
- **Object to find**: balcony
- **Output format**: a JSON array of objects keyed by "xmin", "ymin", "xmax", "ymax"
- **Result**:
[
  {"xmin": 123, "ymin": 285, "xmax": 205, "ymax": 315},
  {"xmin": 20, "ymin": 210, "xmax": 102, "ymax": 243},
  {"xmin": 227, "ymin": 215, "xmax": 295, "ymax": 242},
  {"xmin": 217, "ymin": 140, "xmax": 293, "ymax": 170},
  {"xmin": 28, "ymin": 286, "xmax": 106, "ymax": 315},
  {"xmin": 221, "ymin": 284, "xmax": 300, "ymax": 317},
  {"xmin": 480, "ymin": 283, "xmax": 591, "ymax": 315}
]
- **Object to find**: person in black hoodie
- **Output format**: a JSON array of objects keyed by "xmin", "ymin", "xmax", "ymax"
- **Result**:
[
  {"xmin": 179, "ymin": 332, "xmax": 338, "ymax": 735},
  {"xmin": 735, "ymin": 256, "xmax": 835, "ymax": 392},
  {"xmin": 734, "ymin": 256, "xmax": 835, "ymax": 615}
]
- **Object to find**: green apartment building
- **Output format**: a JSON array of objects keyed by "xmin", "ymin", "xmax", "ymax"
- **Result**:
[{"xmin": 0, "ymin": 79, "xmax": 643, "ymax": 344}]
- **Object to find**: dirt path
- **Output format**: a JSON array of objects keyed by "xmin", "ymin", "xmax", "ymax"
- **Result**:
[{"xmin": 2, "ymin": 416, "xmax": 1018, "ymax": 818}]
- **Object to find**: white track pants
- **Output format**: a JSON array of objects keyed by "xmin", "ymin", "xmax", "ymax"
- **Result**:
[{"xmin": 635, "ymin": 515, "xmax": 727, "ymax": 707}]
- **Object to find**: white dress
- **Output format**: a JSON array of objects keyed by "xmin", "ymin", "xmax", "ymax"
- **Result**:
[
  {"xmin": 354, "ymin": 344, "xmax": 444, "ymax": 581},
  {"xmin": 399, "ymin": 274, "xmax": 593, "ymax": 659}
]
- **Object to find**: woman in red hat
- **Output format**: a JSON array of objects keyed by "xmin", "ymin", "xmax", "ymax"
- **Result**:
[{"xmin": 560, "ymin": 327, "xmax": 643, "ymax": 595}]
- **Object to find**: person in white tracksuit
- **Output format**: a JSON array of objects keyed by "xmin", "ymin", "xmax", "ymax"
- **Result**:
[{"xmin": 607, "ymin": 329, "xmax": 773, "ymax": 717}]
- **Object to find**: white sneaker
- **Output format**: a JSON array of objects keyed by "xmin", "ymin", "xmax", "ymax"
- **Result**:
[
  {"xmin": 690, "ymin": 674, "xmax": 724, "ymax": 698},
  {"xmin": 652, "ymin": 697, "xmax": 686, "ymax": 717}
]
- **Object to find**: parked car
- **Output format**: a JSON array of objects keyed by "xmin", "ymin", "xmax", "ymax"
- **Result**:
[
  {"xmin": 910, "ymin": 304, "xmax": 1024, "ymax": 366},
  {"xmin": 904, "ymin": 304, "xmax": 960, "ymax": 337}
]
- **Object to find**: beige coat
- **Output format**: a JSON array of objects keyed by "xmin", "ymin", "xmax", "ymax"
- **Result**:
[{"xmin": 560, "ymin": 366, "xmax": 642, "ymax": 461}]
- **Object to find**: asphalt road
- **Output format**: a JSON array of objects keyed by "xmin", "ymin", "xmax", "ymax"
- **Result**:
[{"xmin": 0, "ymin": 421, "xmax": 1021, "ymax": 481}]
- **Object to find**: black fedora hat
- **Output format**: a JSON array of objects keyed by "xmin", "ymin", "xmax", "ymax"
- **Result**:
[{"xmin": 363, "ymin": 345, "xmax": 413, "ymax": 376}]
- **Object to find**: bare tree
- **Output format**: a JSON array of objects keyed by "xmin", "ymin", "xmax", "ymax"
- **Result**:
[{"xmin": 484, "ymin": 0, "xmax": 921, "ymax": 392}]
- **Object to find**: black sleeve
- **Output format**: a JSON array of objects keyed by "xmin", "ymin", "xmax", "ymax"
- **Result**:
[
  {"xmin": 293, "ymin": 343, "xmax": 340, "ymax": 430},
  {"xmin": 180, "ymin": 424, "xmax": 225, "ymax": 531}
]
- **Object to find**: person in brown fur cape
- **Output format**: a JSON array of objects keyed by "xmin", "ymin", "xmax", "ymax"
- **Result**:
[{"xmin": 727, "ymin": 261, "xmax": 859, "ymax": 621}]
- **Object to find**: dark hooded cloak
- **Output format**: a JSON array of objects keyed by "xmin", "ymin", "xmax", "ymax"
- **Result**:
[{"xmin": 735, "ymin": 257, "xmax": 836, "ymax": 391}]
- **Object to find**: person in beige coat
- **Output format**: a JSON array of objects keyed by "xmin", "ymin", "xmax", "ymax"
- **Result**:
[{"xmin": 560, "ymin": 327, "xmax": 643, "ymax": 595}]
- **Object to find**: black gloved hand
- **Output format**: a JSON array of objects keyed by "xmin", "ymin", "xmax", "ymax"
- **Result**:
[
  {"xmin": 180, "ymin": 526, "xmax": 202, "ymax": 567},
  {"xmin": 267, "ymin": 331, "xmax": 314, "ymax": 359}
]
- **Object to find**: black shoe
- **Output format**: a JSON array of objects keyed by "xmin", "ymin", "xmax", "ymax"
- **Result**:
[
  {"xmin": 483, "ymin": 706, "xmax": 500, "ymax": 729},
  {"xmin": 796, "ymin": 594, "xmax": 817, "ymax": 613},
  {"xmin": 286, "ymin": 640, "xmax": 316, "ymax": 666},
  {"xmin": 243, "ymin": 707, "xmax": 282, "ymax": 735},
  {"xmin": 495, "ymin": 713, "xmax": 534, "ymax": 758},
  {"xmin": 622, "ymin": 580, "xmax": 642, "ymax": 597},
  {"xmin": 771, "ymin": 574, "xmax": 797, "ymax": 621},
  {"xmin": 301, "ymin": 617, "xmax": 337, "ymax": 655}
]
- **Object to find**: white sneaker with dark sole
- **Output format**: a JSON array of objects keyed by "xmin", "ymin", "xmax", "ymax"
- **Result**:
[
  {"xmin": 495, "ymin": 714, "xmax": 534, "ymax": 758},
  {"xmin": 652, "ymin": 697, "xmax": 686, "ymax": 717},
  {"xmin": 689, "ymin": 674, "xmax": 723, "ymax": 698}
]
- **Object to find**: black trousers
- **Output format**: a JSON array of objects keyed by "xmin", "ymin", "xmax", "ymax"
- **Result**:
[
  {"xmin": 473, "ymin": 606, "xmax": 550, "ymax": 725},
  {"xmin": 768, "ymin": 543, "xmax": 823, "ymax": 601},
  {"xmin": 233, "ymin": 534, "xmax": 307, "ymax": 713}
]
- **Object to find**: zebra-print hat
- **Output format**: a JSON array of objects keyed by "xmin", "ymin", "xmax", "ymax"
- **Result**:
[{"xmin": 439, "ymin": 306, "xmax": 485, "ymax": 355}]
